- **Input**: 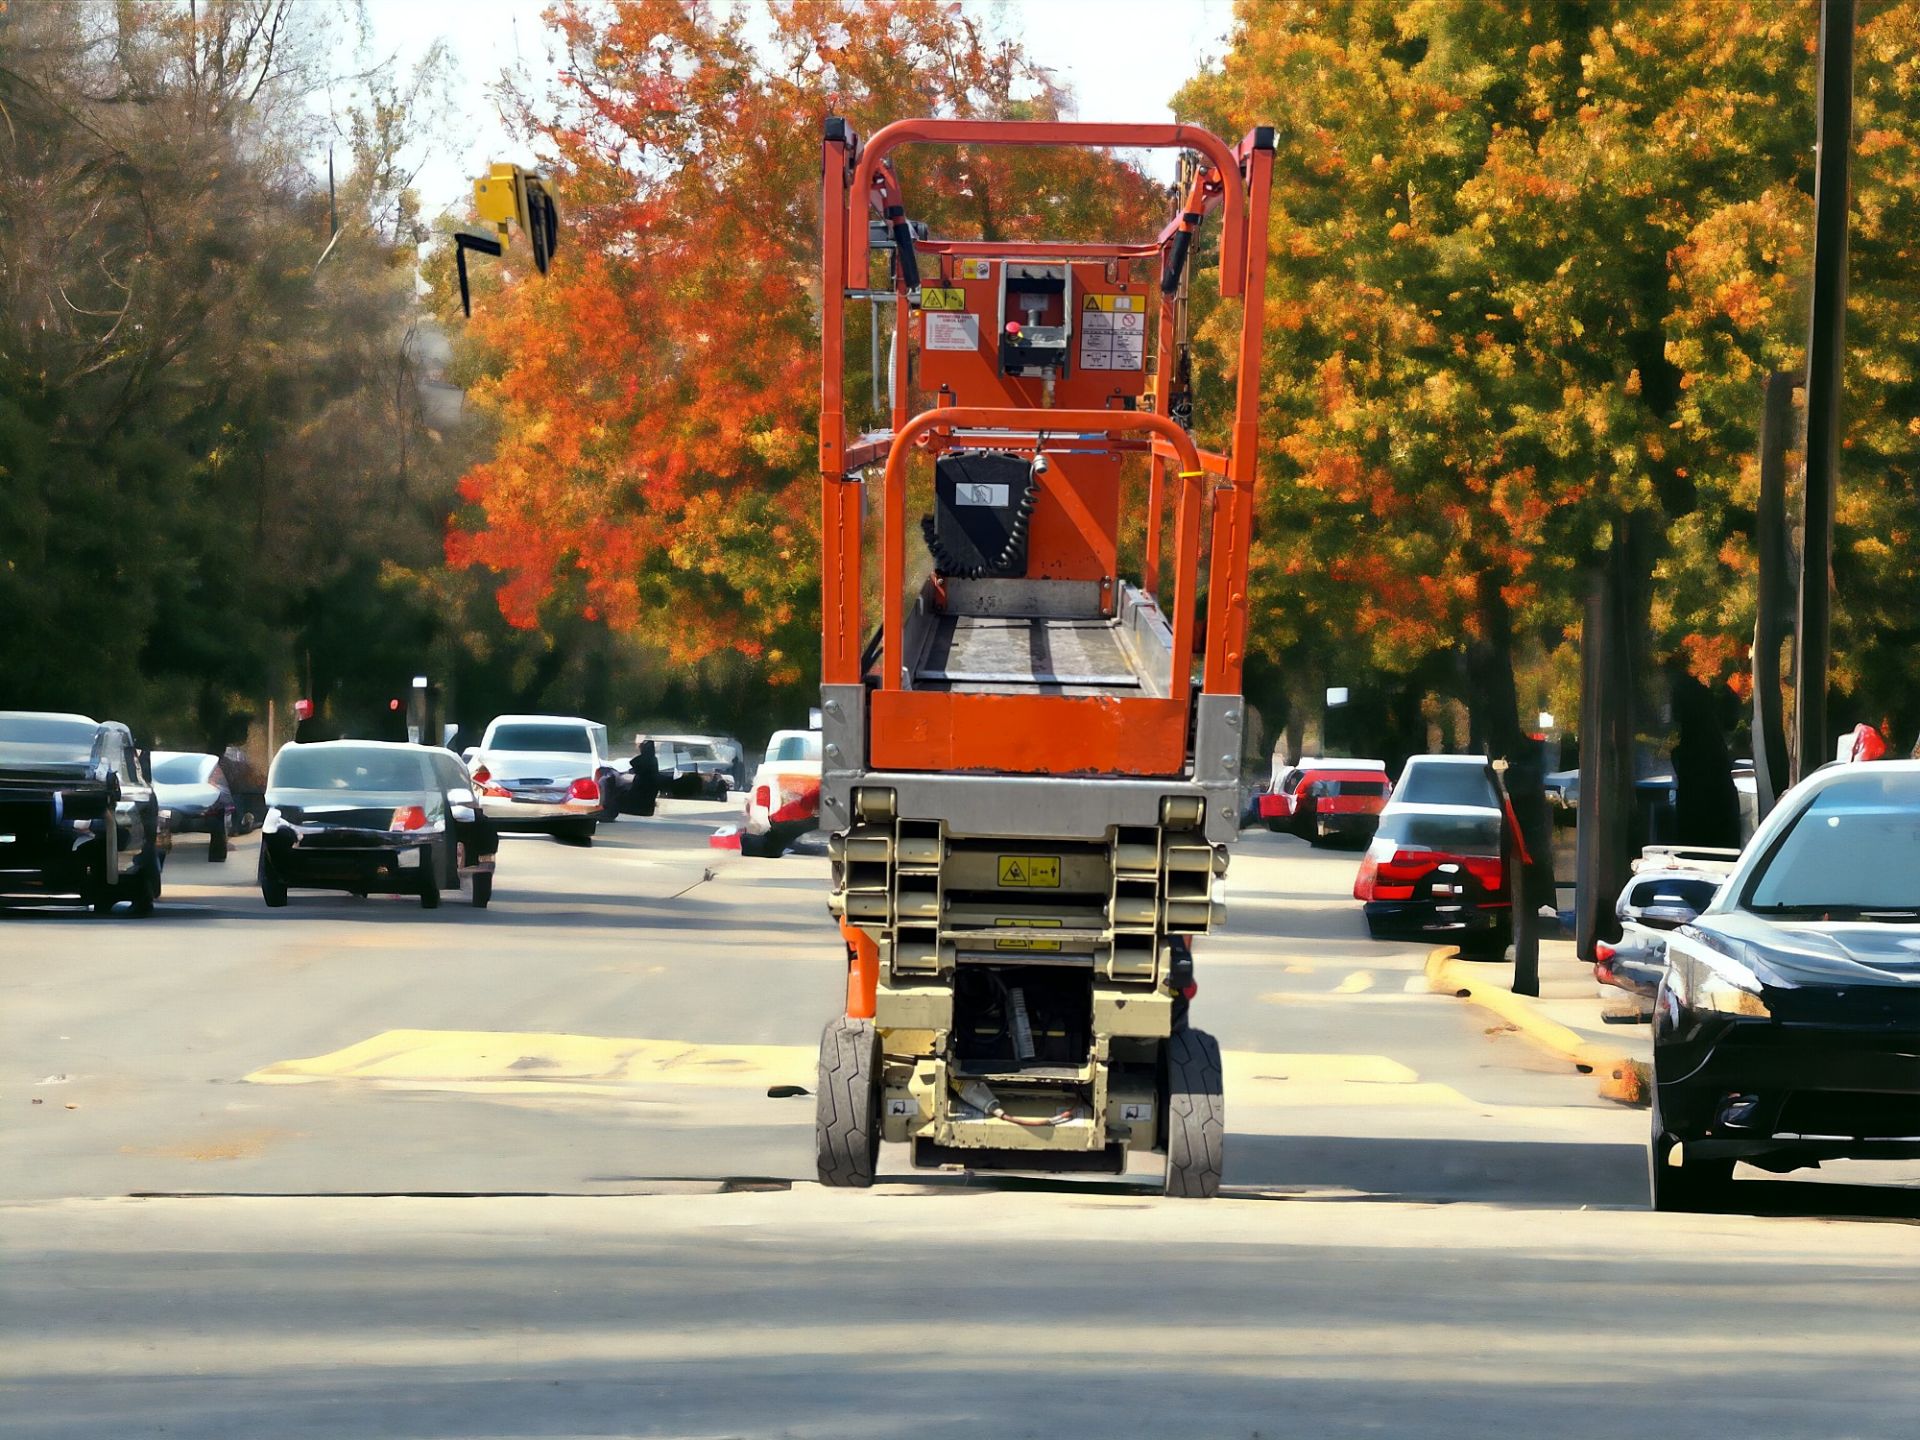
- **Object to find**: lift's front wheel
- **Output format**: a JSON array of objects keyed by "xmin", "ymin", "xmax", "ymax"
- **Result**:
[
  {"xmin": 1162, "ymin": 1027, "xmax": 1224, "ymax": 1199},
  {"xmin": 816, "ymin": 1017, "xmax": 880, "ymax": 1188}
]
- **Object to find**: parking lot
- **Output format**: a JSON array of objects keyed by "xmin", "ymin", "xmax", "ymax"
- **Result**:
[{"xmin": 8, "ymin": 803, "xmax": 1920, "ymax": 1437}]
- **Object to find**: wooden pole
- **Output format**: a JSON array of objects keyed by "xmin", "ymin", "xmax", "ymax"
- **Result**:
[{"xmin": 1793, "ymin": 0, "xmax": 1855, "ymax": 782}]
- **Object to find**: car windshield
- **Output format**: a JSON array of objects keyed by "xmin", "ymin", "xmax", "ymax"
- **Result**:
[
  {"xmin": 0, "ymin": 715, "xmax": 96, "ymax": 766},
  {"xmin": 769, "ymin": 734, "xmax": 820, "ymax": 762},
  {"xmin": 489, "ymin": 723, "xmax": 593, "ymax": 754},
  {"xmin": 271, "ymin": 746, "xmax": 427, "ymax": 793},
  {"xmin": 1377, "ymin": 811, "xmax": 1501, "ymax": 856},
  {"xmin": 1745, "ymin": 770, "xmax": 1920, "ymax": 914},
  {"xmin": 676, "ymin": 742, "xmax": 719, "ymax": 762},
  {"xmin": 152, "ymin": 754, "xmax": 214, "ymax": 784},
  {"xmin": 1395, "ymin": 762, "xmax": 1497, "ymax": 809}
]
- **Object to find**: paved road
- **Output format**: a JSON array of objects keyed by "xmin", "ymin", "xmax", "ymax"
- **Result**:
[{"xmin": 7, "ymin": 804, "xmax": 1920, "ymax": 1437}]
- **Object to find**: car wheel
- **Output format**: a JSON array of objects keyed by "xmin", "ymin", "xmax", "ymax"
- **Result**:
[
  {"xmin": 1263, "ymin": 819, "xmax": 1284, "ymax": 833},
  {"xmin": 816, "ymin": 1017, "xmax": 881, "ymax": 1188},
  {"xmin": 1458, "ymin": 928, "xmax": 1510, "ymax": 961},
  {"xmin": 208, "ymin": 812, "xmax": 229, "ymax": 863},
  {"xmin": 470, "ymin": 872, "xmax": 493, "ymax": 909},
  {"xmin": 124, "ymin": 856, "xmax": 159, "ymax": 918},
  {"xmin": 1162, "ymin": 1027, "xmax": 1225, "ymax": 1199},
  {"xmin": 259, "ymin": 850, "xmax": 289, "ymax": 908},
  {"xmin": 418, "ymin": 845, "xmax": 442, "ymax": 909},
  {"xmin": 1649, "ymin": 1086, "xmax": 1734, "ymax": 1212},
  {"xmin": 1363, "ymin": 916, "xmax": 1384, "ymax": 940},
  {"xmin": 559, "ymin": 819, "xmax": 596, "ymax": 846}
]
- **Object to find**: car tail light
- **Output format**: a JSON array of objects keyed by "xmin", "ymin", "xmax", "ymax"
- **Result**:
[
  {"xmin": 1463, "ymin": 855, "xmax": 1504, "ymax": 889},
  {"xmin": 568, "ymin": 776, "xmax": 599, "ymax": 801},
  {"xmin": 389, "ymin": 805, "xmax": 429, "ymax": 832},
  {"xmin": 1595, "ymin": 940, "xmax": 1617, "ymax": 965},
  {"xmin": 1353, "ymin": 856, "xmax": 1378, "ymax": 902},
  {"xmin": 755, "ymin": 784, "xmax": 771, "ymax": 809},
  {"xmin": 471, "ymin": 765, "xmax": 490, "ymax": 783}
]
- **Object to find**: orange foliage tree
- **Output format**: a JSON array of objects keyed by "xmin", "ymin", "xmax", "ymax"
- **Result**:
[{"xmin": 444, "ymin": 0, "xmax": 1162, "ymax": 701}]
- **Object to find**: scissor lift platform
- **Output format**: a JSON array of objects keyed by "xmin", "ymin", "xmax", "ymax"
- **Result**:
[{"xmin": 813, "ymin": 116, "xmax": 1273, "ymax": 1197}]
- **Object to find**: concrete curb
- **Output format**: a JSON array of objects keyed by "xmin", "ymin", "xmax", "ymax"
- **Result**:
[{"xmin": 1424, "ymin": 947, "xmax": 1648, "ymax": 1106}]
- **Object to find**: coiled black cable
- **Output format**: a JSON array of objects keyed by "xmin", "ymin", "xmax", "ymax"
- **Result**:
[{"xmin": 923, "ymin": 461, "xmax": 1041, "ymax": 579}]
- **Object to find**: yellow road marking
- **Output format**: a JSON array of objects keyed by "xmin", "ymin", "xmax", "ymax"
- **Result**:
[
  {"xmin": 1334, "ymin": 971, "xmax": 1375, "ymax": 994},
  {"xmin": 248, "ymin": 1031, "xmax": 1468, "ymax": 1108}
]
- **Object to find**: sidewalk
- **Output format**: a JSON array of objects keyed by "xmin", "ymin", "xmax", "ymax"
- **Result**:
[{"xmin": 1426, "ymin": 936, "xmax": 1651, "ymax": 1105}]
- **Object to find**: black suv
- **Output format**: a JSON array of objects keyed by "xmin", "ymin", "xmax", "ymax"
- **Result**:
[{"xmin": 0, "ymin": 711, "xmax": 167, "ymax": 914}]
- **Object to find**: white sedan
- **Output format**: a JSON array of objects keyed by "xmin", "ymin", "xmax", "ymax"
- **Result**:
[{"xmin": 466, "ymin": 715, "xmax": 609, "ymax": 844}]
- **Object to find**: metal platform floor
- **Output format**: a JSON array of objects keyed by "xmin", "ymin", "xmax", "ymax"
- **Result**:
[{"xmin": 912, "ymin": 614, "xmax": 1145, "ymax": 695}]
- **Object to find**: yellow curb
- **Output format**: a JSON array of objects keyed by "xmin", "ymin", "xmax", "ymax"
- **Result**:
[{"xmin": 1423, "ymin": 947, "xmax": 1647, "ymax": 1107}]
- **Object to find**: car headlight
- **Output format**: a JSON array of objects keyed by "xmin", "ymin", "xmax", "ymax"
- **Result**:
[{"xmin": 1672, "ymin": 948, "xmax": 1771, "ymax": 1018}]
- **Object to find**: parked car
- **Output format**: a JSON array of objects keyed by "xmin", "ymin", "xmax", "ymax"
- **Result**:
[
  {"xmin": 1258, "ymin": 758, "xmax": 1390, "ymax": 845},
  {"xmin": 1353, "ymin": 802, "xmax": 1509, "ymax": 957},
  {"xmin": 649, "ymin": 734, "xmax": 734, "ymax": 799},
  {"xmin": 465, "ymin": 714, "xmax": 608, "ymax": 843},
  {"xmin": 1595, "ymin": 845, "xmax": 1741, "ymax": 1023},
  {"xmin": 151, "ymin": 750, "xmax": 236, "ymax": 861},
  {"xmin": 0, "ymin": 711, "xmax": 167, "ymax": 914},
  {"xmin": 1392, "ymin": 753, "xmax": 1501, "ymax": 809},
  {"xmin": 259, "ymin": 741, "xmax": 497, "ymax": 909},
  {"xmin": 743, "ymin": 727, "xmax": 822, "ymax": 857},
  {"xmin": 1626, "ymin": 761, "xmax": 1920, "ymax": 1212}
]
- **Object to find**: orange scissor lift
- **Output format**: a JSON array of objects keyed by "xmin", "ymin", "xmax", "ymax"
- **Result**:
[{"xmin": 814, "ymin": 117, "xmax": 1272, "ymax": 1196}]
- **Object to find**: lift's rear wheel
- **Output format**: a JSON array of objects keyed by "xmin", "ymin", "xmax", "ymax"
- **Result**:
[
  {"xmin": 816, "ymin": 1016, "xmax": 880, "ymax": 1188},
  {"xmin": 1162, "ymin": 1026, "xmax": 1224, "ymax": 1199}
]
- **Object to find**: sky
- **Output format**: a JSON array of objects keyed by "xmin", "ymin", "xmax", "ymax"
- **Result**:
[{"xmin": 363, "ymin": 0, "xmax": 1239, "ymax": 218}]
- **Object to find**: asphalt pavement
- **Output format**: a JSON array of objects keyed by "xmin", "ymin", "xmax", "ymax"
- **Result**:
[{"xmin": 7, "ymin": 802, "xmax": 1920, "ymax": 1437}]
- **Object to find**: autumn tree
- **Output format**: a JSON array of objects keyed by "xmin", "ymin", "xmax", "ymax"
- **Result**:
[
  {"xmin": 0, "ymin": 0, "xmax": 475, "ymax": 743},
  {"xmin": 1181, "ymin": 0, "xmax": 1920, "ymax": 775},
  {"xmin": 442, "ymin": 0, "xmax": 1163, "ymax": 719}
]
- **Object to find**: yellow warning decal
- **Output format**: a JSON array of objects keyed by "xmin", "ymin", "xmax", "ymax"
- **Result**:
[
  {"xmin": 995, "ymin": 917, "xmax": 1062, "ymax": 953},
  {"xmin": 1082, "ymin": 293, "xmax": 1147, "ymax": 313},
  {"xmin": 997, "ymin": 855, "xmax": 1061, "ymax": 888},
  {"xmin": 921, "ymin": 287, "xmax": 967, "ymax": 311},
  {"xmin": 959, "ymin": 258, "xmax": 992, "ymax": 280}
]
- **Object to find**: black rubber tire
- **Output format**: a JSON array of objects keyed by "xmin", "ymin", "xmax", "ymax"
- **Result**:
[
  {"xmin": 470, "ymin": 871, "xmax": 493, "ymax": 909},
  {"xmin": 418, "ymin": 845, "xmax": 441, "ymax": 909},
  {"xmin": 1649, "ymin": 1086, "xmax": 1734, "ymax": 1212},
  {"xmin": 208, "ymin": 812, "xmax": 229, "ymax": 863},
  {"xmin": 259, "ymin": 850, "xmax": 289, "ymax": 908},
  {"xmin": 124, "ymin": 855, "xmax": 159, "ymax": 917},
  {"xmin": 815, "ymin": 1017, "xmax": 881, "ymax": 1188},
  {"xmin": 1163, "ymin": 1026, "xmax": 1225, "ymax": 1199},
  {"xmin": 559, "ymin": 818, "xmax": 597, "ymax": 846},
  {"xmin": 1263, "ymin": 819, "xmax": 1284, "ymax": 834},
  {"xmin": 1458, "ymin": 927, "xmax": 1511, "ymax": 961}
]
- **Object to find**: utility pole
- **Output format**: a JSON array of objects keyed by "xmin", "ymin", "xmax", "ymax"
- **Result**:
[
  {"xmin": 1794, "ymin": 0, "xmax": 1855, "ymax": 782},
  {"xmin": 1751, "ymin": 373, "xmax": 1798, "ymax": 817}
]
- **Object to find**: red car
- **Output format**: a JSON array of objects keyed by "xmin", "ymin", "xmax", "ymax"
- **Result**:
[
  {"xmin": 1353, "ymin": 803, "xmax": 1510, "ymax": 957},
  {"xmin": 1258, "ymin": 759, "xmax": 1391, "ymax": 846}
]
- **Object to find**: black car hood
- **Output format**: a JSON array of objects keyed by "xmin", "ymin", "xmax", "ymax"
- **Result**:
[{"xmin": 1697, "ymin": 911, "xmax": 1920, "ymax": 988}]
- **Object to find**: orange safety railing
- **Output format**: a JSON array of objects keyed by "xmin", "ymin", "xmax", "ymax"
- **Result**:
[{"xmin": 819, "ymin": 117, "xmax": 1273, "ymax": 774}]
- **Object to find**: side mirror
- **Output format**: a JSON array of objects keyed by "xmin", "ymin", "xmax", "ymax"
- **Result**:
[
  {"xmin": 447, "ymin": 787, "xmax": 476, "ymax": 807},
  {"xmin": 461, "ymin": 749, "xmax": 478, "ymax": 766},
  {"xmin": 450, "ymin": 804, "xmax": 477, "ymax": 824}
]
